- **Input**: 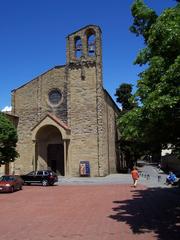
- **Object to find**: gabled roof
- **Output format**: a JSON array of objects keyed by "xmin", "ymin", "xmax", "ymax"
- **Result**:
[
  {"xmin": 46, "ymin": 113, "xmax": 70, "ymax": 130},
  {"xmin": 4, "ymin": 112, "xmax": 19, "ymax": 118},
  {"xmin": 103, "ymin": 88, "xmax": 120, "ymax": 113},
  {"xmin": 11, "ymin": 65, "xmax": 65, "ymax": 92},
  {"xmin": 67, "ymin": 24, "xmax": 102, "ymax": 37},
  {"xmin": 31, "ymin": 113, "xmax": 71, "ymax": 141},
  {"xmin": 31, "ymin": 113, "xmax": 70, "ymax": 132}
]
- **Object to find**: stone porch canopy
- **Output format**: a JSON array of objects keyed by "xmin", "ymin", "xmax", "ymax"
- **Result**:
[{"xmin": 31, "ymin": 113, "xmax": 71, "ymax": 141}]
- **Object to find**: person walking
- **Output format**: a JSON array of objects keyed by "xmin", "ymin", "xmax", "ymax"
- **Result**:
[
  {"xmin": 166, "ymin": 171, "xmax": 177, "ymax": 185},
  {"xmin": 131, "ymin": 167, "xmax": 139, "ymax": 187}
]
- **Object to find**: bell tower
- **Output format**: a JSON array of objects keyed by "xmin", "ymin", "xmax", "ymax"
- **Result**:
[
  {"xmin": 66, "ymin": 25, "xmax": 105, "ymax": 176},
  {"xmin": 66, "ymin": 24, "xmax": 102, "ymax": 68}
]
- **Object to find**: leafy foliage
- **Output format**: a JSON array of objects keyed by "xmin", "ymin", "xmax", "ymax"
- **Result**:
[
  {"xmin": 115, "ymin": 84, "xmax": 143, "ymax": 166},
  {"xmin": 115, "ymin": 83, "xmax": 136, "ymax": 111},
  {"xmin": 0, "ymin": 112, "xmax": 19, "ymax": 164},
  {"xmin": 117, "ymin": 0, "xmax": 180, "ymax": 160},
  {"xmin": 130, "ymin": 0, "xmax": 157, "ymax": 43}
]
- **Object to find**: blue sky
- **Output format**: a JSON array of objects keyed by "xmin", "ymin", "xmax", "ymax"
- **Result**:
[{"xmin": 0, "ymin": 0, "xmax": 176, "ymax": 110}]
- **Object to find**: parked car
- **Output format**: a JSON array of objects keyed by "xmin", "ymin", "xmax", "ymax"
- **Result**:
[
  {"xmin": 0, "ymin": 175, "xmax": 24, "ymax": 193},
  {"xmin": 20, "ymin": 170, "xmax": 58, "ymax": 186}
]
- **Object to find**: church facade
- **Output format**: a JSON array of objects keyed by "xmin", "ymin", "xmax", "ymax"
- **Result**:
[{"xmin": 11, "ymin": 25, "xmax": 120, "ymax": 177}]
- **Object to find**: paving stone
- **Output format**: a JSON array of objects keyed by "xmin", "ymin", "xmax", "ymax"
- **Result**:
[{"xmin": 0, "ymin": 180, "xmax": 179, "ymax": 240}]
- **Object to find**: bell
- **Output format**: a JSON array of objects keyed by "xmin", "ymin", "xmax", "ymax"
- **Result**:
[
  {"xmin": 76, "ymin": 43, "xmax": 82, "ymax": 51},
  {"xmin": 88, "ymin": 45, "xmax": 95, "ymax": 53}
]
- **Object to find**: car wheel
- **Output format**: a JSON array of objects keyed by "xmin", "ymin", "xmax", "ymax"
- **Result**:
[
  {"xmin": 42, "ymin": 180, "xmax": 48, "ymax": 186},
  {"xmin": 19, "ymin": 185, "xmax": 23, "ymax": 190}
]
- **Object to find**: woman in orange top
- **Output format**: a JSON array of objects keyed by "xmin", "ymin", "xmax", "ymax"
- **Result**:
[{"xmin": 131, "ymin": 167, "xmax": 139, "ymax": 187}]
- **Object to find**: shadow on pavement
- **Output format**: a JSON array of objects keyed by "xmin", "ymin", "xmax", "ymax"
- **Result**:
[{"xmin": 109, "ymin": 186, "xmax": 180, "ymax": 240}]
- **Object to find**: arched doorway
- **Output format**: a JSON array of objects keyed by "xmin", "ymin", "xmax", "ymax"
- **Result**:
[{"xmin": 36, "ymin": 125, "xmax": 64, "ymax": 176}]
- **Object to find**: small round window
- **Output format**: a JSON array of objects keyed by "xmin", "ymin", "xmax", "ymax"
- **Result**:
[{"xmin": 48, "ymin": 89, "xmax": 62, "ymax": 105}]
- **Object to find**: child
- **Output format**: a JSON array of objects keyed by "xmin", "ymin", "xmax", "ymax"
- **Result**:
[{"xmin": 131, "ymin": 167, "xmax": 139, "ymax": 187}]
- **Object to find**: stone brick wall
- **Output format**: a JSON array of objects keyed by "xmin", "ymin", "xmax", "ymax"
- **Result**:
[
  {"xmin": 66, "ymin": 25, "xmax": 105, "ymax": 176},
  {"xmin": 11, "ymin": 24, "xmax": 120, "ymax": 177},
  {"xmin": 104, "ymin": 91, "xmax": 119, "ymax": 174},
  {"xmin": 12, "ymin": 67, "xmax": 67, "ymax": 174},
  {"xmin": 67, "ymin": 65, "xmax": 100, "ymax": 176}
]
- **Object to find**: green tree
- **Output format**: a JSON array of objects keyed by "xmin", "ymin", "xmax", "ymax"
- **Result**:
[
  {"xmin": 117, "ymin": 0, "xmax": 180, "ymax": 160},
  {"xmin": 115, "ymin": 83, "xmax": 144, "ymax": 168},
  {"xmin": 0, "ymin": 112, "xmax": 19, "ymax": 164},
  {"xmin": 115, "ymin": 83, "xmax": 136, "ymax": 111}
]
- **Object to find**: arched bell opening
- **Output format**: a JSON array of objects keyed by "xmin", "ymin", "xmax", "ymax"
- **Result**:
[
  {"xmin": 35, "ymin": 125, "xmax": 65, "ymax": 176},
  {"xmin": 86, "ymin": 29, "xmax": 96, "ymax": 57},
  {"xmin": 74, "ymin": 36, "xmax": 82, "ymax": 59}
]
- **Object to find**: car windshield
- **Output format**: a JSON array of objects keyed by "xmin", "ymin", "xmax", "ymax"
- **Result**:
[{"xmin": 0, "ymin": 176, "xmax": 14, "ymax": 181}]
